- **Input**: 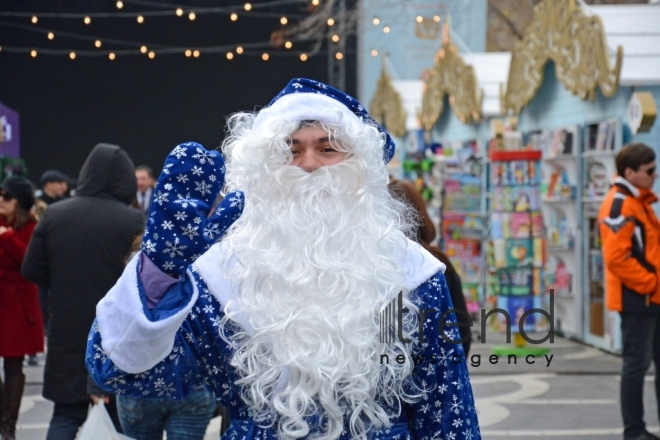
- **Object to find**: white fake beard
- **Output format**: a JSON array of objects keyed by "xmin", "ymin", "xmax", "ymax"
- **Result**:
[{"xmin": 220, "ymin": 158, "xmax": 419, "ymax": 440}]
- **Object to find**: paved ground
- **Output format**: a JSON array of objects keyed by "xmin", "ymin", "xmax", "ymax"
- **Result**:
[{"xmin": 9, "ymin": 333, "xmax": 659, "ymax": 439}]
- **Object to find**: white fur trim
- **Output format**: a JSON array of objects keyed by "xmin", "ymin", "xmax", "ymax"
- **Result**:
[
  {"xmin": 192, "ymin": 238, "xmax": 445, "ymax": 333},
  {"xmin": 96, "ymin": 253, "xmax": 199, "ymax": 374},
  {"xmin": 252, "ymin": 93, "xmax": 363, "ymax": 134}
]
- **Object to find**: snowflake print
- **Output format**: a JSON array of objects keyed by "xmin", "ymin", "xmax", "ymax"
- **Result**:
[
  {"xmin": 162, "ymin": 163, "xmax": 173, "ymax": 175},
  {"xmin": 176, "ymin": 174, "xmax": 189, "ymax": 184},
  {"xmin": 209, "ymin": 174, "xmax": 217, "ymax": 182},
  {"xmin": 161, "ymin": 220, "xmax": 174, "ymax": 230},
  {"xmin": 195, "ymin": 180, "xmax": 212, "ymax": 196},
  {"xmin": 174, "ymin": 193, "xmax": 197, "ymax": 209},
  {"xmin": 162, "ymin": 261, "xmax": 175, "ymax": 271},
  {"xmin": 192, "ymin": 148, "xmax": 215, "ymax": 165},
  {"xmin": 191, "ymin": 166, "xmax": 203, "ymax": 176},
  {"xmin": 203, "ymin": 304, "xmax": 215, "ymax": 314},
  {"xmin": 450, "ymin": 394, "xmax": 463, "ymax": 415},
  {"xmin": 193, "ymin": 217, "xmax": 202, "ymax": 224},
  {"xmin": 153, "ymin": 191, "xmax": 169, "ymax": 206},
  {"xmin": 452, "ymin": 419, "xmax": 463, "ymax": 428},
  {"xmin": 204, "ymin": 223, "xmax": 220, "ymax": 240},
  {"xmin": 181, "ymin": 224, "xmax": 199, "ymax": 239},
  {"xmin": 170, "ymin": 146, "xmax": 187, "ymax": 159},
  {"xmin": 174, "ymin": 211, "xmax": 187, "ymax": 221},
  {"xmin": 164, "ymin": 183, "xmax": 173, "ymax": 190},
  {"xmin": 163, "ymin": 238, "xmax": 186, "ymax": 258},
  {"xmin": 142, "ymin": 239, "xmax": 156, "ymax": 255}
]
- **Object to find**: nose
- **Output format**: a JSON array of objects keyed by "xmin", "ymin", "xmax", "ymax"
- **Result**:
[{"xmin": 297, "ymin": 151, "xmax": 322, "ymax": 173}]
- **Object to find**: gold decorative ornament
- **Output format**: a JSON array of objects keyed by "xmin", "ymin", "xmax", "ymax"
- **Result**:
[
  {"xmin": 501, "ymin": 0, "xmax": 623, "ymax": 114},
  {"xmin": 419, "ymin": 22, "xmax": 483, "ymax": 131},
  {"xmin": 369, "ymin": 55, "xmax": 407, "ymax": 138}
]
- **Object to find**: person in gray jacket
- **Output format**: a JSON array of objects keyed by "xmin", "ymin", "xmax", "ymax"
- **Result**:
[{"xmin": 22, "ymin": 143, "xmax": 144, "ymax": 440}]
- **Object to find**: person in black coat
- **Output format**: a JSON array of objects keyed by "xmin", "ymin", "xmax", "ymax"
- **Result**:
[{"xmin": 22, "ymin": 144, "xmax": 145, "ymax": 440}]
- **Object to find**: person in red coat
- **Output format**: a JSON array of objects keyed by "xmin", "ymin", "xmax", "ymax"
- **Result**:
[{"xmin": 0, "ymin": 176, "xmax": 44, "ymax": 440}]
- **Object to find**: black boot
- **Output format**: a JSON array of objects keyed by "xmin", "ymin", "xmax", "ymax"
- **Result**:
[{"xmin": 0, "ymin": 373, "xmax": 25, "ymax": 440}]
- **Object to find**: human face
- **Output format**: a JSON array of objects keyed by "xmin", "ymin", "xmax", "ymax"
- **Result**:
[
  {"xmin": 136, "ymin": 170, "xmax": 154, "ymax": 192},
  {"xmin": 43, "ymin": 181, "xmax": 67, "ymax": 198},
  {"xmin": 289, "ymin": 126, "xmax": 347, "ymax": 172},
  {"xmin": 0, "ymin": 189, "xmax": 18, "ymax": 220},
  {"xmin": 625, "ymin": 161, "xmax": 658, "ymax": 190}
]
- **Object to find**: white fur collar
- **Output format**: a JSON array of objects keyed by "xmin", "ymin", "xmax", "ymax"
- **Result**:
[{"xmin": 192, "ymin": 238, "xmax": 445, "ymax": 332}]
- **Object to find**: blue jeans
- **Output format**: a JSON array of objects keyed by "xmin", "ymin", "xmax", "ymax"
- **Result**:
[
  {"xmin": 620, "ymin": 312, "xmax": 660, "ymax": 437},
  {"xmin": 117, "ymin": 388, "xmax": 216, "ymax": 440}
]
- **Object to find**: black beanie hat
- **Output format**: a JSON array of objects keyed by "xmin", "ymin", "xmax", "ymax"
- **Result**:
[
  {"xmin": 41, "ymin": 169, "xmax": 69, "ymax": 186},
  {"xmin": 1, "ymin": 177, "xmax": 35, "ymax": 211}
]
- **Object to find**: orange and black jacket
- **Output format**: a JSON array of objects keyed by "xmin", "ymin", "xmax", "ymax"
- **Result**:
[{"xmin": 599, "ymin": 177, "xmax": 660, "ymax": 313}]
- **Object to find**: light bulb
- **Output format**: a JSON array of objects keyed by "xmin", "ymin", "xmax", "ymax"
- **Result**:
[
  {"xmin": 176, "ymin": 8, "xmax": 183, "ymax": 16},
  {"xmin": 148, "ymin": 51, "xmax": 155, "ymax": 59},
  {"xmin": 262, "ymin": 53, "xmax": 269, "ymax": 61},
  {"xmin": 188, "ymin": 12, "xmax": 196, "ymax": 20},
  {"xmin": 31, "ymin": 50, "xmax": 37, "ymax": 57},
  {"xmin": 372, "ymin": 17, "xmax": 379, "ymax": 25},
  {"xmin": 236, "ymin": 46, "xmax": 243, "ymax": 54},
  {"xmin": 383, "ymin": 26, "xmax": 390, "ymax": 33},
  {"xmin": 31, "ymin": 16, "xmax": 38, "ymax": 24},
  {"xmin": 327, "ymin": 18, "xmax": 335, "ymax": 26},
  {"xmin": 300, "ymin": 53, "xmax": 308, "ymax": 61},
  {"xmin": 226, "ymin": 52, "xmax": 234, "ymax": 60},
  {"xmin": 116, "ymin": 1, "xmax": 123, "ymax": 9},
  {"xmin": 109, "ymin": 52, "xmax": 116, "ymax": 60},
  {"xmin": 416, "ymin": 16, "xmax": 423, "ymax": 23},
  {"xmin": 137, "ymin": 15, "xmax": 144, "ymax": 23},
  {"xmin": 244, "ymin": 3, "xmax": 252, "ymax": 11},
  {"xmin": 140, "ymin": 46, "xmax": 147, "ymax": 53},
  {"xmin": 69, "ymin": 52, "xmax": 76, "ymax": 60},
  {"xmin": 95, "ymin": 40, "xmax": 102, "ymax": 48},
  {"xmin": 230, "ymin": 13, "xmax": 238, "ymax": 21},
  {"xmin": 434, "ymin": 15, "xmax": 440, "ymax": 22},
  {"xmin": 84, "ymin": 16, "xmax": 91, "ymax": 25},
  {"xmin": 185, "ymin": 49, "xmax": 192, "ymax": 57},
  {"xmin": 193, "ymin": 50, "xmax": 200, "ymax": 57},
  {"xmin": 280, "ymin": 17, "xmax": 288, "ymax": 25},
  {"xmin": 284, "ymin": 41, "xmax": 292, "ymax": 49},
  {"xmin": 335, "ymin": 52, "xmax": 343, "ymax": 60},
  {"xmin": 312, "ymin": 0, "xmax": 319, "ymax": 5},
  {"xmin": 47, "ymin": 32, "xmax": 54, "ymax": 40},
  {"xmin": 331, "ymin": 34, "xmax": 339, "ymax": 42},
  {"xmin": 371, "ymin": 49, "xmax": 378, "ymax": 56}
]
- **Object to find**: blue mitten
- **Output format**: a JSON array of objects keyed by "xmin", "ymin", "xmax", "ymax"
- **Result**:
[{"xmin": 141, "ymin": 142, "xmax": 244, "ymax": 274}]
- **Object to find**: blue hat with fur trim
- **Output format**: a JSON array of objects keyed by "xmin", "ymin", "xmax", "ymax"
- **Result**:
[{"xmin": 259, "ymin": 78, "xmax": 396, "ymax": 164}]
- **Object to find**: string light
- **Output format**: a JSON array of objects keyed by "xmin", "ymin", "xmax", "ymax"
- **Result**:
[
  {"xmin": 95, "ymin": 40, "xmax": 102, "ymax": 48},
  {"xmin": 188, "ymin": 12, "xmax": 196, "ymax": 20},
  {"xmin": 140, "ymin": 45, "xmax": 147, "ymax": 53},
  {"xmin": 331, "ymin": 34, "xmax": 339, "ymax": 42},
  {"xmin": 327, "ymin": 18, "xmax": 334, "ymax": 26},
  {"xmin": 226, "ymin": 52, "xmax": 234, "ymax": 60},
  {"xmin": 31, "ymin": 50, "xmax": 37, "ymax": 57},
  {"xmin": 31, "ymin": 16, "xmax": 38, "ymax": 24},
  {"xmin": 236, "ymin": 46, "xmax": 243, "ymax": 54},
  {"xmin": 434, "ymin": 15, "xmax": 440, "ymax": 22},
  {"xmin": 284, "ymin": 41, "xmax": 292, "ymax": 49},
  {"xmin": 137, "ymin": 15, "xmax": 144, "ymax": 23},
  {"xmin": 176, "ymin": 8, "xmax": 183, "ymax": 17},
  {"xmin": 372, "ymin": 17, "xmax": 379, "ymax": 25},
  {"xmin": 312, "ymin": 0, "xmax": 319, "ymax": 5},
  {"xmin": 109, "ymin": 52, "xmax": 116, "ymax": 60},
  {"xmin": 416, "ymin": 15, "xmax": 423, "ymax": 23},
  {"xmin": 185, "ymin": 49, "xmax": 192, "ymax": 57},
  {"xmin": 300, "ymin": 53, "xmax": 307, "ymax": 61},
  {"xmin": 262, "ymin": 53, "xmax": 269, "ymax": 61},
  {"xmin": 69, "ymin": 51, "xmax": 76, "ymax": 59},
  {"xmin": 148, "ymin": 51, "xmax": 155, "ymax": 59},
  {"xmin": 371, "ymin": 49, "xmax": 378, "ymax": 56},
  {"xmin": 47, "ymin": 32, "xmax": 54, "ymax": 40},
  {"xmin": 335, "ymin": 52, "xmax": 343, "ymax": 60},
  {"xmin": 383, "ymin": 26, "xmax": 390, "ymax": 33},
  {"xmin": 280, "ymin": 17, "xmax": 288, "ymax": 25},
  {"xmin": 116, "ymin": 1, "xmax": 123, "ymax": 9},
  {"xmin": 193, "ymin": 50, "xmax": 200, "ymax": 57},
  {"xmin": 84, "ymin": 16, "xmax": 91, "ymax": 25},
  {"xmin": 230, "ymin": 13, "xmax": 238, "ymax": 21},
  {"xmin": 244, "ymin": 3, "xmax": 252, "ymax": 11}
]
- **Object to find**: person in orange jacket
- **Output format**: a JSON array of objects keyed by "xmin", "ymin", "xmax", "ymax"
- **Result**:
[{"xmin": 598, "ymin": 143, "xmax": 660, "ymax": 440}]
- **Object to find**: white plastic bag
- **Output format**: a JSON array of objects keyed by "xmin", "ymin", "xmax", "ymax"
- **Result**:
[{"xmin": 77, "ymin": 401, "xmax": 134, "ymax": 440}]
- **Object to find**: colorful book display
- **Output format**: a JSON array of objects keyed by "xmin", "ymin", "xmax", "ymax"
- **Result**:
[
  {"xmin": 441, "ymin": 140, "xmax": 484, "ymax": 311},
  {"xmin": 487, "ymin": 148, "xmax": 546, "ymax": 331}
]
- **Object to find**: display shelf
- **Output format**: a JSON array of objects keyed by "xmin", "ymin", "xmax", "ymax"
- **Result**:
[
  {"xmin": 542, "ymin": 197, "xmax": 576, "ymax": 203},
  {"xmin": 582, "ymin": 150, "xmax": 617, "ymax": 158}
]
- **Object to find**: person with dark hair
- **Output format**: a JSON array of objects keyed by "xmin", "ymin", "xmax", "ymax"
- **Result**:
[
  {"xmin": 388, "ymin": 177, "xmax": 472, "ymax": 355},
  {"xmin": 39, "ymin": 170, "xmax": 69, "ymax": 205},
  {"xmin": 0, "ymin": 177, "xmax": 44, "ymax": 440},
  {"xmin": 599, "ymin": 142, "xmax": 660, "ymax": 440},
  {"xmin": 22, "ymin": 144, "xmax": 145, "ymax": 440},
  {"xmin": 135, "ymin": 165, "xmax": 155, "ymax": 215}
]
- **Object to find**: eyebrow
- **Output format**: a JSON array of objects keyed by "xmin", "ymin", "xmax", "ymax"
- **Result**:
[{"xmin": 290, "ymin": 136, "xmax": 331, "ymax": 145}]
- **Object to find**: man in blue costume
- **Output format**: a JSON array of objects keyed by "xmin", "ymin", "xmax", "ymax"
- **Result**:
[{"xmin": 86, "ymin": 79, "xmax": 481, "ymax": 440}]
